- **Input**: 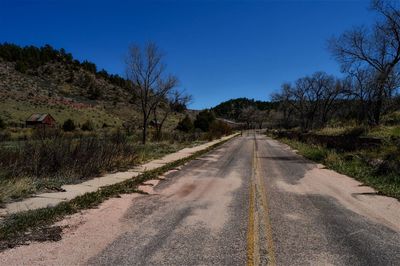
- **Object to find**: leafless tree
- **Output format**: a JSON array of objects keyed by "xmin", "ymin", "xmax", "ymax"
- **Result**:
[
  {"xmin": 125, "ymin": 42, "xmax": 178, "ymax": 144},
  {"xmin": 329, "ymin": 0, "xmax": 400, "ymax": 124},
  {"xmin": 316, "ymin": 73, "xmax": 344, "ymax": 126},
  {"xmin": 253, "ymin": 109, "xmax": 269, "ymax": 129},
  {"xmin": 152, "ymin": 90, "xmax": 192, "ymax": 140},
  {"xmin": 343, "ymin": 67, "xmax": 376, "ymax": 123},
  {"xmin": 273, "ymin": 72, "xmax": 343, "ymax": 131},
  {"xmin": 238, "ymin": 106, "xmax": 257, "ymax": 129},
  {"xmin": 271, "ymin": 85, "xmax": 296, "ymax": 128}
]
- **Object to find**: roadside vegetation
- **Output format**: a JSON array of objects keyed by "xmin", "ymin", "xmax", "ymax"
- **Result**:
[
  {"xmin": 269, "ymin": 134, "xmax": 400, "ymax": 200},
  {"xmin": 0, "ymin": 37, "xmax": 235, "ymax": 207},
  {"xmin": 0, "ymin": 118, "xmax": 230, "ymax": 205},
  {"xmin": 0, "ymin": 138, "xmax": 231, "ymax": 250}
]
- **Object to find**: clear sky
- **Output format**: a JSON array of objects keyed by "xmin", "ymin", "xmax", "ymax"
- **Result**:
[{"xmin": 1, "ymin": 0, "xmax": 377, "ymax": 109}]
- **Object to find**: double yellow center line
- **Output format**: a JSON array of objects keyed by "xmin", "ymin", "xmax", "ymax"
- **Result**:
[{"xmin": 247, "ymin": 135, "xmax": 276, "ymax": 266}]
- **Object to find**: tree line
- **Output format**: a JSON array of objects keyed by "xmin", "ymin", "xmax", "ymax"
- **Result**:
[
  {"xmin": 0, "ymin": 43, "xmax": 130, "ymax": 89},
  {"xmin": 212, "ymin": 98, "xmax": 277, "ymax": 121},
  {"xmin": 272, "ymin": 0, "xmax": 400, "ymax": 131}
]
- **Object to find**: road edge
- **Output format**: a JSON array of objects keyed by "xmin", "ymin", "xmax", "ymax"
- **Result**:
[{"xmin": 0, "ymin": 134, "xmax": 238, "ymax": 251}]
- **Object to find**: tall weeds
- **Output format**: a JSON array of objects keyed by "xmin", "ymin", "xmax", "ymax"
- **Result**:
[{"xmin": 0, "ymin": 131, "xmax": 137, "ymax": 182}]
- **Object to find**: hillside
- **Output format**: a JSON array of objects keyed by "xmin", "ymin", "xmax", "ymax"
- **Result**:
[
  {"xmin": 0, "ymin": 43, "xmax": 146, "ymax": 128},
  {"xmin": 212, "ymin": 97, "xmax": 277, "ymax": 121}
]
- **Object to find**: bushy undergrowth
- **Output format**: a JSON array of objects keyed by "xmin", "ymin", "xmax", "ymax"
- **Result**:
[
  {"xmin": 0, "ymin": 131, "xmax": 137, "ymax": 203},
  {"xmin": 0, "ymin": 138, "xmax": 231, "ymax": 249},
  {"xmin": 1, "ymin": 131, "xmax": 136, "ymax": 180},
  {"xmin": 208, "ymin": 120, "xmax": 232, "ymax": 140},
  {"xmin": 316, "ymin": 125, "xmax": 400, "ymax": 139},
  {"xmin": 0, "ymin": 127, "xmax": 230, "ymax": 203},
  {"xmin": 278, "ymin": 137, "xmax": 400, "ymax": 200}
]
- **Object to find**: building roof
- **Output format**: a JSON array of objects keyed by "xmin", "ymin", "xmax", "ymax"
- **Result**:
[{"xmin": 26, "ymin": 113, "xmax": 52, "ymax": 122}]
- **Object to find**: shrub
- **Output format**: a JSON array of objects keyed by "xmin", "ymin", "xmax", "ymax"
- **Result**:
[
  {"xmin": 382, "ymin": 112, "xmax": 400, "ymax": 126},
  {"xmin": 62, "ymin": 119, "xmax": 76, "ymax": 132},
  {"xmin": 342, "ymin": 126, "xmax": 367, "ymax": 137},
  {"xmin": 0, "ymin": 132, "xmax": 137, "ymax": 182},
  {"xmin": 81, "ymin": 120, "xmax": 94, "ymax": 131},
  {"xmin": 0, "ymin": 131, "xmax": 10, "ymax": 142},
  {"xmin": 14, "ymin": 61, "xmax": 28, "ymax": 73},
  {"xmin": 176, "ymin": 115, "xmax": 194, "ymax": 133},
  {"xmin": 209, "ymin": 120, "xmax": 232, "ymax": 138},
  {"xmin": 194, "ymin": 110, "xmax": 215, "ymax": 132},
  {"xmin": 0, "ymin": 117, "xmax": 5, "ymax": 129},
  {"xmin": 32, "ymin": 128, "xmax": 62, "ymax": 140}
]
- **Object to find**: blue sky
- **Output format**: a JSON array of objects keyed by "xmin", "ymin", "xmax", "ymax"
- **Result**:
[{"xmin": 1, "ymin": 0, "xmax": 376, "ymax": 109}]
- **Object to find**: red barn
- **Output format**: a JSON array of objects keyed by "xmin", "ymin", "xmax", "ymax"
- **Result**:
[{"xmin": 26, "ymin": 114, "xmax": 56, "ymax": 128}]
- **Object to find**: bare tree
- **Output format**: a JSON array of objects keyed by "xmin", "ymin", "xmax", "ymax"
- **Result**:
[
  {"xmin": 274, "ymin": 72, "xmax": 342, "ymax": 131},
  {"xmin": 316, "ymin": 73, "xmax": 344, "ymax": 126},
  {"xmin": 125, "ymin": 42, "xmax": 178, "ymax": 144},
  {"xmin": 253, "ymin": 109, "xmax": 269, "ymax": 129},
  {"xmin": 238, "ymin": 106, "xmax": 257, "ymax": 129},
  {"xmin": 329, "ymin": 0, "xmax": 400, "ymax": 124},
  {"xmin": 271, "ymin": 85, "xmax": 296, "ymax": 128},
  {"xmin": 152, "ymin": 90, "xmax": 192, "ymax": 140},
  {"xmin": 343, "ymin": 67, "xmax": 376, "ymax": 123}
]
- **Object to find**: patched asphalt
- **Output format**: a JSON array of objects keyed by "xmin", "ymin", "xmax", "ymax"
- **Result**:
[
  {"xmin": 89, "ymin": 135, "xmax": 253, "ymax": 265},
  {"xmin": 89, "ymin": 133, "xmax": 400, "ymax": 265}
]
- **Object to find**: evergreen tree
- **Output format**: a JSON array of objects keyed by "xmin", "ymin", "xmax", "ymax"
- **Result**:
[
  {"xmin": 0, "ymin": 117, "xmax": 5, "ymax": 129},
  {"xmin": 63, "ymin": 119, "xmax": 76, "ymax": 131},
  {"xmin": 176, "ymin": 115, "xmax": 194, "ymax": 132},
  {"xmin": 194, "ymin": 110, "xmax": 215, "ymax": 132}
]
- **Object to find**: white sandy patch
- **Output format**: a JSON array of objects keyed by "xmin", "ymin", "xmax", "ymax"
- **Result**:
[
  {"xmin": 161, "ymin": 170, "xmax": 242, "ymax": 232},
  {"xmin": 276, "ymin": 167, "xmax": 400, "ymax": 232},
  {"xmin": 137, "ymin": 179, "xmax": 161, "ymax": 194},
  {"xmin": 0, "ymin": 194, "xmax": 141, "ymax": 265}
]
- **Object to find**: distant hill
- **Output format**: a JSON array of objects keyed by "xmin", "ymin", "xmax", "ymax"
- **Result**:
[
  {"xmin": 212, "ymin": 97, "xmax": 277, "ymax": 121},
  {"xmin": 0, "ymin": 43, "xmax": 184, "ymax": 129}
]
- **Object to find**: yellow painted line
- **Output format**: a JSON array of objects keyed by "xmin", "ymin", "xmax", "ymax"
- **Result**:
[
  {"xmin": 254, "ymin": 137, "xmax": 277, "ymax": 266},
  {"xmin": 247, "ymin": 140, "xmax": 257, "ymax": 266},
  {"xmin": 246, "ymin": 182, "xmax": 256, "ymax": 266},
  {"xmin": 247, "ymin": 136, "xmax": 277, "ymax": 266}
]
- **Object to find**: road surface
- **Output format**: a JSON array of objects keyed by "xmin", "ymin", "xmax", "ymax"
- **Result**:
[{"xmin": 1, "ymin": 132, "xmax": 400, "ymax": 265}]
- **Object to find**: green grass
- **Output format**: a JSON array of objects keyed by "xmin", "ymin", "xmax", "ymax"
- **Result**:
[
  {"xmin": 367, "ymin": 126, "xmax": 400, "ymax": 138},
  {"xmin": 0, "ymin": 137, "xmax": 232, "ymax": 249},
  {"xmin": 316, "ymin": 126, "xmax": 360, "ymax": 136},
  {"xmin": 135, "ymin": 140, "xmax": 205, "ymax": 163},
  {"xmin": 276, "ymin": 137, "xmax": 400, "ymax": 200}
]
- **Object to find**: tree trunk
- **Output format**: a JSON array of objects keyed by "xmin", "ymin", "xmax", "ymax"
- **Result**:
[
  {"xmin": 373, "ymin": 89, "xmax": 383, "ymax": 125},
  {"xmin": 142, "ymin": 118, "xmax": 147, "ymax": 144},
  {"xmin": 155, "ymin": 125, "xmax": 162, "ymax": 141},
  {"xmin": 373, "ymin": 71, "xmax": 390, "ymax": 125}
]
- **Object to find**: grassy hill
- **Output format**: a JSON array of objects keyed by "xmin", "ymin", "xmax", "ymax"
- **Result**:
[{"xmin": 0, "ymin": 43, "xmax": 184, "ymax": 129}]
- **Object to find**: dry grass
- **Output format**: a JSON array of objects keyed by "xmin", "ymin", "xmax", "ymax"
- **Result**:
[
  {"xmin": 276, "ymin": 137, "xmax": 400, "ymax": 200},
  {"xmin": 315, "ymin": 124, "xmax": 400, "ymax": 139},
  {"xmin": 0, "ymin": 178, "xmax": 35, "ymax": 206},
  {"xmin": 0, "ymin": 131, "xmax": 137, "ymax": 204},
  {"xmin": 0, "ymin": 130, "xmax": 211, "ymax": 204},
  {"xmin": 0, "ymin": 99, "xmax": 122, "ymax": 128},
  {"xmin": 0, "ymin": 137, "xmax": 231, "ymax": 250}
]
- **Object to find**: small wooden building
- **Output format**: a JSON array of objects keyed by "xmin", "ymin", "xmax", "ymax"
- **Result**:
[{"xmin": 26, "ymin": 113, "xmax": 56, "ymax": 128}]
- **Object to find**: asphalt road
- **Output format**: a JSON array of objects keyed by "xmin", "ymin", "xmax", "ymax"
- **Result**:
[
  {"xmin": 88, "ymin": 132, "xmax": 400, "ymax": 266},
  {"xmin": 3, "ymin": 132, "xmax": 399, "ymax": 265}
]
